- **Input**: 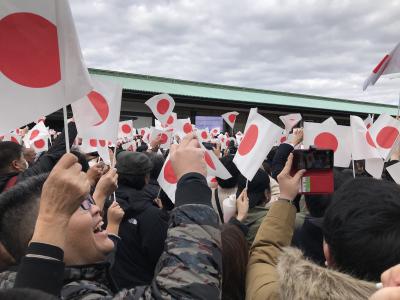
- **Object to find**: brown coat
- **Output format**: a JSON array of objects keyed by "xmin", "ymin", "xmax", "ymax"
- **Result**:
[{"xmin": 246, "ymin": 201, "xmax": 376, "ymax": 300}]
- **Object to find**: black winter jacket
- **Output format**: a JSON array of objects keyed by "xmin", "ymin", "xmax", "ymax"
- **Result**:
[{"xmin": 111, "ymin": 184, "xmax": 169, "ymax": 289}]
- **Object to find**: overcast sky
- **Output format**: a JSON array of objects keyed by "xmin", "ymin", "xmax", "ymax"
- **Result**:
[{"xmin": 70, "ymin": 0, "xmax": 400, "ymax": 105}]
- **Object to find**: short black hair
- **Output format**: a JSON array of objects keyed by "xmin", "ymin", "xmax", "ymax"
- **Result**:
[
  {"xmin": 0, "ymin": 174, "xmax": 47, "ymax": 263},
  {"xmin": 0, "ymin": 142, "xmax": 23, "ymax": 173},
  {"xmin": 146, "ymin": 152, "xmax": 165, "ymax": 180},
  {"xmin": 323, "ymin": 178, "xmax": 400, "ymax": 281},
  {"xmin": 216, "ymin": 156, "xmax": 240, "ymax": 188}
]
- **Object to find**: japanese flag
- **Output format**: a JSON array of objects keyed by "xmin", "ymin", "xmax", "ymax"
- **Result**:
[
  {"xmin": 1, "ymin": 133, "xmax": 22, "ymax": 144},
  {"xmin": 364, "ymin": 114, "xmax": 374, "ymax": 129},
  {"xmin": 122, "ymin": 141, "xmax": 137, "ymax": 152},
  {"xmin": 164, "ymin": 112, "xmax": 177, "ymax": 129},
  {"xmin": 222, "ymin": 111, "xmax": 239, "ymax": 128},
  {"xmin": 350, "ymin": 116, "xmax": 381, "ymax": 160},
  {"xmin": 279, "ymin": 113, "xmax": 302, "ymax": 131},
  {"xmin": 25, "ymin": 121, "xmax": 50, "ymax": 152},
  {"xmin": 304, "ymin": 122, "xmax": 351, "ymax": 168},
  {"xmin": 138, "ymin": 127, "xmax": 149, "ymax": 138},
  {"xmin": 210, "ymin": 128, "xmax": 220, "ymax": 137},
  {"xmin": 157, "ymin": 156, "xmax": 178, "ymax": 203},
  {"xmin": 233, "ymin": 109, "xmax": 282, "ymax": 181},
  {"xmin": 145, "ymin": 94, "xmax": 175, "ymax": 124},
  {"xmin": 174, "ymin": 118, "xmax": 193, "ymax": 138},
  {"xmin": 81, "ymin": 138, "xmax": 111, "ymax": 165},
  {"xmin": 118, "ymin": 120, "xmax": 135, "ymax": 140},
  {"xmin": 198, "ymin": 128, "xmax": 210, "ymax": 142},
  {"xmin": 363, "ymin": 42, "xmax": 400, "ymax": 91},
  {"xmin": 72, "ymin": 77, "xmax": 122, "ymax": 143},
  {"xmin": 0, "ymin": 0, "xmax": 92, "ymax": 133},
  {"xmin": 201, "ymin": 145, "xmax": 232, "ymax": 180},
  {"xmin": 158, "ymin": 131, "xmax": 172, "ymax": 150},
  {"xmin": 368, "ymin": 114, "xmax": 400, "ymax": 159}
]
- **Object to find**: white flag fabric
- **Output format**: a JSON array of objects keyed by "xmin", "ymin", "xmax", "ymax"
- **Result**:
[
  {"xmin": 199, "ymin": 142, "xmax": 232, "ymax": 179},
  {"xmin": 145, "ymin": 94, "xmax": 175, "ymax": 125},
  {"xmin": 279, "ymin": 113, "xmax": 302, "ymax": 131},
  {"xmin": 363, "ymin": 42, "xmax": 400, "ymax": 91},
  {"xmin": 72, "ymin": 77, "xmax": 122, "ymax": 143},
  {"xmin": 174, "ymin": 118, "xmax": 193, "ymax": 138},
  {"xmin": 26, "ymin": 121, "xmax": 50, "ymax": 152},
  {"xmin": 157, "ymin": 156, "xmax": 177, "ymax": 203},
  {"xmin": 364, "ymin": 114, "xmax": 374, "ymax": 129},
  {"xmin": 368, "ymin": 114, "xmax": 400, "ymax": 159},
  {"xmin": 386, "ymin": 161, "xmax": 400, "ymax": 184},
  {"xmin": 233, "ymin": 109, "xmax": 282, "ymax": 181},
  {"xmin": 2, "ymin": 133, "xmax": 22, "ymax": 144},
  {"xmin": 0, "ymin": 0, "xmax": 92, "ymax": 133},
  {"xmin": 118, "ymin": 120, "xmax": 135, "ymax": 140},
  {"xmin": 198, "ymin": 128, "xmax": 210, "ymax": 142},
  {"xmin": 322, "ymin": 117, "xmax": 337, "ymax": 126},
  {"xmin": 304, "ymin": 122, "xmax": 352, "ymax": 168},
  {"xmin": 210, "ymin": 128, "xmax": 220, "ymax": 137},
  {"xmin": 350, "ymin": 116, "xmax": 381, "ymax": 160},
  {"xmin": 222, "ymin": 111, "xmax": 239, "ymax": 129},
  {"xmin": 122, "ymin": 141, "xmax": 137, "ymax": 152}
]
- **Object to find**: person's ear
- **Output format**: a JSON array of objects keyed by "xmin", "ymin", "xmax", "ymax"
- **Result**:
[
  {"xmin": 11, "ymin": 159, "xmax": 21, "ymax": 172},
  {"xmin": 323, "ymin": 240, "xmax": 334, "ymax": 267},
  {"xmin": 0, "ymin": 242, "xmax": 15, "ymax": 271}
]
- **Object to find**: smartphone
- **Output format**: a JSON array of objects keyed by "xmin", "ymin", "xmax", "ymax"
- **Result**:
[
  {"xmin": 202, "ymin": 142, "xmax": 216, "ymax": 150},
  {"xmin": 292, "ymin": 148, "xmax": 334, "ymax": 171}
]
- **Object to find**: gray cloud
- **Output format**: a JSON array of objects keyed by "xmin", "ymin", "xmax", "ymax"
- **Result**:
[{"xmin": 70, "ymin": 0, "xmax": 400, "ymax": 105}]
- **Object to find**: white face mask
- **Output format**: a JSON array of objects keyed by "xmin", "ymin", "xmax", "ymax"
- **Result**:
[{"xmin": 24, "ymin": 160, "xmax": 29, "ymax": 170}]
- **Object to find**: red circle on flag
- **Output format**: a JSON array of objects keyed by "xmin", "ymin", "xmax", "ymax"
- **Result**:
[
  {"xmin": 30, "ymin": 130, "xmax": 40, "ymax": 140},
  {"xmin": 140, "ymin": 129, "xmax": 145, "ymax": 136},
  {"xmin": 88, "ymin": 91, "xmax": 109, "ymax": 126},
  {"xmin": 204, "ymin": 152, "xmax": 216, "ymax": 170},
  {"xmin": 121, "ymin": 124, "xmax": 131, "ymax": 134},
  {"xmin": 366, "ymin": 123, "xmax": 371, "ymax": 129},
  {"xmin": 167, "ymin": 115, "xmax": 174, "ymax": 125},
  {"xmin": 34, "ymin": 139, "xmax": 45, "ymax": 149},
  {"xmin": 89, "ymin": 139, "xmax": 97, "ymax": 147},
  {"xmin": 0, "ymin": 13, "xmax": 61, "ymax": 88},
  {"xmin": 159, "ymin": 133, "xmax": 168, "ymax": 144},
  {"xmin": 376, "ymin": 126, "xmax": 399, "ymax": 149},
  {"xmin": 228, "ymin": 114, "xmax": 236, "ymax": 123},
  {"xmin": 226, "ymin": 140, "xmax": 230, "ymax": 147},
  {"xmin": 211, "ymin": 177, "xmax": 217, "ymax": 183},
  {"xmin": 314, "ymin": 132, "xmax": 338, "ymax": 152},
  {"xmin": 238, "ymin": 124, "xmax": 258, "ymax": 156},
  {"xmin": 201, "ymin": 131, "xmax": 208, "ymax": 139},
  {"xmin": 164, "ymin": 160, "xmax": 177, "ymax": 184},
  {"xmin": 183, "ymin": 123, "xmax": 192, "ymax": 134},
  {"xmin": 280, "ymin": 136, "xmax": 287, "ymax": 143},
  {"xmin": 366, "ymin": 131, "xmax": 376, "ymax": 148},
  {"xmin": 11, "ymin": 136, "xmax": 19, "ymax": 144},
  {"xmin": 99, "ymin": 140, "xmax": 106, "ymax": 147},
  {"xmin": 157, "ymin": 99, "xmax": 170, "ymax": 115}
]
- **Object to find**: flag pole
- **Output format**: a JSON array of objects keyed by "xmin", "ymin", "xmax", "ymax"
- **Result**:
[
  {"xmin": 352, "ymin": 157, "xmax": 356, "ymax": 178},
  {"xmin": 397, "ymin": 92, "xmax": 400, "ymax": 118},
  {"xmin": 63, "ymin": 106, "xmax": 70, "ymax": 153}
]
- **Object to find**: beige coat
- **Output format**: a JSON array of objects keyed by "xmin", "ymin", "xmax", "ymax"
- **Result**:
[{"xmin": 246, "ymin": 201, "xmax": 376, "ymax": 300}]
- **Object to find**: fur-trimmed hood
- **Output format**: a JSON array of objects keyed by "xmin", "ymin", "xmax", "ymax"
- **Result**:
[{"xmin": 277, "ymin": 247, "xmax": 377, "ymax": 300}]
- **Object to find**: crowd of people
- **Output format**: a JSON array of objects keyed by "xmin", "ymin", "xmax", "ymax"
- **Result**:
[{"xmin": 1, "ymin": 120, "xmax": 400, "ymax": 300}]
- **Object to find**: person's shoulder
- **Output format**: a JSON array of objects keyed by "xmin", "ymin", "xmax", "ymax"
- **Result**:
[{"xmin": 61, "ymin": 279, "xmax": 114, "ymax": 300}]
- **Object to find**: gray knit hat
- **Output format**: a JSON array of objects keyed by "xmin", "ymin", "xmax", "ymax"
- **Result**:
[{"xmin": 116, "ymin": 151, "xmax": 153, "ymax": 176}]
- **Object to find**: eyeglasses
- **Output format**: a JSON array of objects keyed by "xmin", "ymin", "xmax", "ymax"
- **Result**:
[{"xmin": 80, "ymin": 195, "xmax": 96, "ymax": 211}]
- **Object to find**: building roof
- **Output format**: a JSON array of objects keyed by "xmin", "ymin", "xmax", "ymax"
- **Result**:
[{"xmin": 89, "ymin": 68, "xmax": 397, "ymax": 115}]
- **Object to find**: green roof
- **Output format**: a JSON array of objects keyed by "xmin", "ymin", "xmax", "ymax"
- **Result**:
[{"xmin": 89, "ymin": 68, "xmax": 397, "ymax": 115}]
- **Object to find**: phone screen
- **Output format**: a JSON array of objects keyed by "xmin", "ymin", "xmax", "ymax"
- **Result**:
[{"xmin": 292, "ymin": 149, "xmax": 334, "ymax": 170}]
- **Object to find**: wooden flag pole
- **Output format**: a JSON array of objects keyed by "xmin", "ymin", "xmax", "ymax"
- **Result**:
[{"xmin": 63, "ymin": 106, "xmax": 70, "ymax": 153}]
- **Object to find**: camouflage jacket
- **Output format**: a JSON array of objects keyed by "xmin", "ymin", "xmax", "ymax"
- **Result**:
[{"xmin": 62, "ymin": 204, "xmax": 222, "ymax": 300}]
